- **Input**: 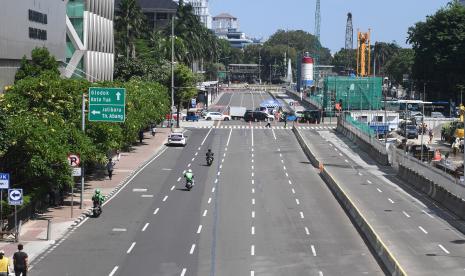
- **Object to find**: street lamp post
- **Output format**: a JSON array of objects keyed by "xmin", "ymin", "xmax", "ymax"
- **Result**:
[{"xmin": 170, "ymin": 17, "xmax": 175, "ymax": 130}]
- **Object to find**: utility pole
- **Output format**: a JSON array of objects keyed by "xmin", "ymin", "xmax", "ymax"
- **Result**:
[
  {"xmin": 258, "ymin": 48, "xmax": 262, "ymax": 85},
  {"xmin": 171, "ymin": 17, "xmax": 175, "ymax": 130}
]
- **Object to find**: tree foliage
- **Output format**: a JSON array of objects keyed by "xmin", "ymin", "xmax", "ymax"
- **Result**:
[
  {"xmin": 384, "ymin": 49, "xmax": 415, "ymax": 84},
  {"xmin": 15, "ymin": 47, "xmax": 60, "ymax": 82},
  {"xmin": 407, "ymin": 2, "xmax": 465, "ymax": 100},
  {"xmin": 115, "ymin": 0, "xmax": 146, "ymax": 58}
]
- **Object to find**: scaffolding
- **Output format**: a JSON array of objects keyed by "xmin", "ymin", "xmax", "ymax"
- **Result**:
[{"xmin": 323, "ymin": 76, "xmax": 382, "ymax": 112}]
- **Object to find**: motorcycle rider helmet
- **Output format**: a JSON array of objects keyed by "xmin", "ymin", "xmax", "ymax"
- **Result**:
[
  {"xmin": 95, "ymin": 189, "xmax": 101, "ymax": 194},
  {"xmin": 208, "ymin": 149, "xmax": 211, "ymax": 152},
  {"xmin": 188, "ymin": 169, "xmax": 192, "ymax": 173}
]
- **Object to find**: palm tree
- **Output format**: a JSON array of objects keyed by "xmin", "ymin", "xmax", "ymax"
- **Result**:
[{"xmin": 115, "ymin": 0, "xmax": 146, "ymax": 59}]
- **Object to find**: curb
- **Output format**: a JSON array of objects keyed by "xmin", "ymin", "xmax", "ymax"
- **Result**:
[{"xmin": 292, "ymin": 126, "xmax": 407, "ymax": 276}]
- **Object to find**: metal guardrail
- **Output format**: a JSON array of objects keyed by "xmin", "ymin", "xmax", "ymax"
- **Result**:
[{"xmin": 338, "ymin": 115, "xmax": 387, "ymax": 154}]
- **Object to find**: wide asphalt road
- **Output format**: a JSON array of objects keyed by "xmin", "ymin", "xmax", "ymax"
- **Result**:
[{"xmin": 31, "ymin": 110, "xmax": 382, "ymax": 275}]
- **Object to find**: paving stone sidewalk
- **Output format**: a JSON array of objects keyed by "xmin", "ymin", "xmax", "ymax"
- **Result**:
[{"xmin": 0, "ymin": 128, "xmax": 170, "ymax": 266}]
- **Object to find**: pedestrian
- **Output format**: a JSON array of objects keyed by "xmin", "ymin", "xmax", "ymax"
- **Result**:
[
  {"xmin": 283, "ymin": 114, "xmax": 288, "ymax": 128},
  {"xmin": 116, "ymin": 149, "xmax": 121, "ymax": 161},
  {"xmin": 265, "ymin": 118, "xmax": 271, "ymax": 128},
  {"xmin": 428, "ymin": 128, "xmax": 434, "ymax": 144},
  {"xmin": 0, "ymin": 250, "xmax": 10, "ymax": 276},
  {"xmin": 138, "ymin": 130, "xmax": 144, "ymax": 143},
  {"xmin": 13, "ymin": 244, "xmax": 28, "ymax": 276},
  {"xmin": 151, "ymin": 123, "xmax": 156, "ymax": 136},
  {"xmin": 106, "ymin": 158, "xmax": 115, "ymax": 180}
]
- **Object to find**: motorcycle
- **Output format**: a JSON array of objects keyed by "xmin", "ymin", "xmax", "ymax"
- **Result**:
[
  {"xmin": 92, "ymin": 201, "xmax": 102, "ymax": 217},
  {"xmin": 186, "ymin": 179, "xmax": 194, "ymax": 191},
  {"xmin": 206, "ymin": 156, "xmax": 214, "ymax": 166}
]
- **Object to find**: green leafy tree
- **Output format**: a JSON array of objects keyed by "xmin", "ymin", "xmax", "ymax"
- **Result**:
[
  {"xmin": 407, "ymin": 2, "xmax": 465, "ymax": 100},
  {"xmin": 14, "ymin": 47, "xmax": 59, "ymax": 82},
  {"xmin": 115, "ymin": 0, "xmax": 146, "ymax": 58},
  {"xmin": 331, "ymin": 48, "xmax": 357, "ymax": 72},
  {"xmin": 384, "ymin": 49, "xmax": 415, "ymax": 84},
  {"xmin": 372, "ymin": 42, "xmax": 400, "ymax": 75}
]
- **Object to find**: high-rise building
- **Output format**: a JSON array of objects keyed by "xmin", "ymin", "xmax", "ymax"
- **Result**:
[
  {"xmin": 176, "ymin": 0, "xmax": 211, "ymax": 29},
  {"xmin": 0, "ymin": 0, "xmax": 67, "ymax": 92},
  {"xmin": 212, "ymin": 13, "xmax": 238, "ymax": 37},
  {"xmin": 115, "ymin": 0, "xmax": 177, "ymax": 31},
  {"xmin": 64, "ymin": 0, "xmax": 115, "ymax": 81}
]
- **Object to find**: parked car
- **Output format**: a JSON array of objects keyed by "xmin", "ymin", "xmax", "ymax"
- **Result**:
[
  {"xmin": 431, "ymin": 112, "xmax": 445, "ymax": 118},
  {"xmin": 185, "ymin": 111, "xmax": 199, "ymax": 122},
  {"xmin": 244, "ymin": 111, "xmax": 270, "ymax": 122},
  {"xmin": 203, "ymin": 112, "xmax": 230, "ymax": 121},
  {"xmin": 408, "ymin": 144, "xmax": 434, "ymax": 161},
  {"xmin": 400, "ymin": 124, "xmax": 418, "ymax": 139},
  {"xmin": 167, "ymin": 132, "xmax": 186, "ymax": 146}
]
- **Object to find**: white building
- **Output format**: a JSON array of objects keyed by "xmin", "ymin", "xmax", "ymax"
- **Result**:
[
  {"xmin": 179, "ymin": 0, "xmax": 211, "ymax": 29},
  {"xmin": 212, "ymin": 13, "xmax": 238, "ymax": 37},
  {"xmin": 64, "ymin": 0, "xmax": 114, "ymax": 82}
]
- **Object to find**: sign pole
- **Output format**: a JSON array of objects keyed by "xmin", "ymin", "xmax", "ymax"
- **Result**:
[
  {"xmin": 14, "ymin": 205, "xmax": 17, "ymax": 240},
  {"xmin": 1, "ymin": 190, "xmax": 3, "ymax": 230},
  {"xmin": 71, "ymin": 185, "xmax": 74, "ymax": 218},
  {"xmin": 81, "ymin": 93, "xmax": 85, "ymax": 209}
]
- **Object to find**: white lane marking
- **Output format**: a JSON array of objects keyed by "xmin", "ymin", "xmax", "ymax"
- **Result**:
[
  {"xmin": 279, "ymin": 153, "xmax": 282, "ymax": 157},
  {"xmin": 177, "ymin": 177, "xmax": 181, "ymax": 182},
  {"xmin": 251, "ymin": 126, "xmax": 254, "ymax": 147},
  {"xmin": 251, "ymin": 211, "xmax": 255, "ymax": 218},
  {"xmin": 141, "ymin": 194, "xmax": 154, "ymax": 198},
  {"xmin": 112, "ymin": 228, "xmax": 127, "ymax": 232},
  {"xmin": 319, "ymin": 271, "xmax": 324, "ymax": 276},
  {"xmin": 252, "ymin": 153, "xmax": 255, "ymax": 158},
  {"xmin": 227, "ymin": 128, "xmax": 233, "ymax": 146},
  {"xmin": 153, "ymin": 208, "xmax": 159, "ymax": 215},
  {"xmin": 225, "ymin": 147, "xmax": 228, "ymax": 152},
  {"xmin": 127, "ymin": 242, "xmax": 136, "ymax": 254},
  {"xmin": 222, "ymin": 158, "xmax": 225, "ymax": 163},
  {"xmin": 295, "ymin": 199, "xmax": 300, "ymax": 205},
  {"xmin": 252, "ymin": 165, "xmax": 254, "ymax": 170},
  {"xmin": 335, "ymin": 148, "xmax": 338, "ymax": 151},
  {"xmin": 344, "ymin": 159, "xmax": 349, "ymax": 163},
  {"xmin": 109, "ymin": 266, "xmax": 119, "ymax": 276},
  {"xmin": 251, "ymin": 180, "xmax": 255, "ymax": 185},
  {"xmin": 285, "ymin": 172, "xmax": 289, "ymax": 177},
  {"xmin": 305, "ymin": 227, "xmax": 310, "ymax": 235},
  {"xmin": 252, "ymin": 198, "xmax": 255, "ymax": 205},
  {"xmin": 339, "ymin": 153, "xmax": 343, "ymax": 156},
  {"xmin": 187, "ymin": 163, "xmax": 191, "ymax": 167},
  {"xmin": 208, "ymin": 197, "xmax": 212, "ymax": 204},
  {"xmin": 422, "ymin": 210, "xmax": 434, "ymax": 218},
  {"xmin": 142, "ymin": 223, "xmax": 149, "ymax": 232},
  {"xmin": 251, "ymin": 226, "xmax": 255, "ymax": 235},
  {"xmin": 162, "ymin": 168, "xmax": 172, "ymax": 171},
  {"xmin": 191, "ymin": 158, "xmax": 195, "ymax": 161},
  {"xmin": 283, "ymin": 166, "xmax": 287, "ymax": 170},
  {"xmin": 198, "ymin": 147, "xmax": 201, "ymax": 151},
  {"xmin": 203, "ymin": 210, "xmax": 208, "ymax": 216},
  {"xmin": 377, "ymin": 188, "xmax": 383, "ymax": 193},
  {"xmin": 219, "ymin": 164, "xmax": 223, "ymax": 169},
  {"xmin": 438, "ymin": 244, "xmax": 450, "ymax": 254},
  {"xmin": 291, "ymin": 188, "xmax": 296, "ymax": 194},
  {"xmin": 300, "ymin": 212, "xmax": 304, "ymax": 219},
  {"xmin": 402, "ymin": 211, "xmax": 411, "ymax": 218},
  {"xmin": 311, "ymin": 245, "xmax": 317, "ymax": 256},
  {"xmin": 252, "ymin": 148, "xmax": 254, "ymax": 152},
  {"xmin": 212, "ymin": 187, "xmax": 216, "ymax": 193},
  {"xmin": 252, "ymin": 159, "xmax": 254, "ymax": 163},
  {"xmin": 197, "ymin": 225, "xmax": 203, "ymax": 234},
  {"xmin": 180, "ymin": 268, "xmax": 187, "ymax": 276},
  {"xmin": 171, "ymin": 185, "xmax": 175, "ymax": 191},
  {"xmin": 289, "ymin": 180, "xmax": 292, "ymax": 185},
  {"xmin": 358, "ymin": 172, "xmax": 363, "ymax": 176},
  {"xmin": 367, "ymin": 180, "xmax": 372, "ymax": 184},
  {"xmin": 195, "ymin": 152, "xmax": 198, "ymax": 156},
  {"xmin": 251, "ymin": 271, "xmax": 255, "ymax": 276},
  {"xmin": 272, "ymin": 128, "xmax": 277, "ymax": 140},
  {"xmin": 132, "ymin": 188, "xmax": 147, "ymax": 192},
  {"xmin": 251, "ymin": 245, "xmax": 255, "ymax": 256},
  {"xmin": 252, "ymin": 172, "xmax": 254, "ymax": 177},
  {"xmin": 418, "ymin": 226, "xmax": 428, "ymax": 234},
  {"xmin": 252, "ymin": 188, "xmax": 255, "ymax": 194},
  {"xmin": 189, "ymin": 244, "xmax": 196, "ymax": 254},
  {"xmin": 103, "ymin": 147, "xmax": 167, "ymax": 207},
  {"xmin": 217, "ymin": 171, "xmax": 221, "ymax": 176},
  {"xmin": 388, "ymin": 198, "xmax": 395, "ymax": 204},
  {"xmin": 201, "ymin": 127, "xmax": 213, "ymax": 146},
  {"xmin": 223, "ymin": 152, "xmax": 226, "ymax": 157},
  {"xmin": 281, "ymin": 159, "xmax": 284, "ymax": 164},
  {"xmin": 163, "ymin": 195, "xmax": 168, "ymax": 202},
  {"xmin": 215, "ymin": 179, "xmax": 218, "ymax": 184}
]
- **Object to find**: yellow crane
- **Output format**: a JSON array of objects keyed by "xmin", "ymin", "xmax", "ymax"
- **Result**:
[{"xmin": 356, "ymin": 30, "xmax": 371, "ymax": 77}]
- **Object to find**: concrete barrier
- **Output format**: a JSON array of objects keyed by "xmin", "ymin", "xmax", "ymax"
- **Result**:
[{"xmin": 292, "ymin": 126, "xmax": 407, "ymax": 276}]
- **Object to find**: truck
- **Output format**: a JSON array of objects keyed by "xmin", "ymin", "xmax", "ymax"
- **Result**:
[{"xmin": 228, "ymin": 106, "xmax": 247, "ymax": 120}]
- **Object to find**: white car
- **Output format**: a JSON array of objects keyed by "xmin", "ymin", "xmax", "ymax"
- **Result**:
[
  {"xmin": 167, "ymin": 132, "xmax": 186, "ymax": 146},
  {"xmin": 204, "ymin": 112, "xmax": 231, "ymax": 121}
]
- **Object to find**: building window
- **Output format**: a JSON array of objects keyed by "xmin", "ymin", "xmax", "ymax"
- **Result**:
[
  {"xmin": 29, "ymin": 9, "xmax": 47, "ymax": 24},
  {"xmin": 29, "ymin": 27, "xmax": 47, "ymax": 40}
]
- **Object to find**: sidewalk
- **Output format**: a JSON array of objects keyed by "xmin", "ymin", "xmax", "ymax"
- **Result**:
[{"xmin": 0, "ymin": 128, "xmax": 169, "ymax": 265}]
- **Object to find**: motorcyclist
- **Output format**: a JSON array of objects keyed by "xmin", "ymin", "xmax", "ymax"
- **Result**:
[
  {"xmin": 184, "ymin": 169, "xmax": 194, "ymax": 186},
  {"xmin": 206, "ymin": 149, "xmax": 214, "ymax": 161},
  {"xmin": 92, "ymin": 189, "xmax": 105, "ymax": 208}
]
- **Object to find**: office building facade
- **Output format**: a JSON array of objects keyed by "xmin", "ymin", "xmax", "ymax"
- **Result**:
[
  {"xmin": 115, "ymin": 0, "xmax": 177, "ymax": 31},
  {"xmin": 212, "ymin": 13, "xmax": 238, "ymax": 37},
  {"xmin": 0, "ymin": 0, "xmax": 67, "ymax": 91},
  {"xmin": 65, "ymin": 0, "xmax": 115, "ymax": 81}
]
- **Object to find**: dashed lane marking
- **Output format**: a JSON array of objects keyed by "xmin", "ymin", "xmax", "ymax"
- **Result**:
[
  {"xmin": 177, "ymin": 177, "xmax": 182, "ymax": 182},
  {"xmin": 252, "ymin": 211, "xmax": 255, "ymax": 218},
  {"xmin": 251, "ymin": 226, "xmax": 255, "ymax": 235},
  {"xmin": 109, "ymin": 266, "xmax": 119, "ymax": 276},
  {"xmin": 311, "ymin": 245, "xmax": 317, "ymax": 256},
  {"xmin": 142, "ymin": 223, "xmax": 149, "ymax": 232},
  {"xmin": 162, "ymin": 195, "xmax": 168, "ymax": 202},
  {"xmin": 153, "ymin": 208, "xmax": 159, "ymax": 215},
  {"xmin": 189, "ymin": 244, "xmax": 196, "ymax": 254},
  {"xmin": 127, "ymin": 242, "xmax": 136, "ymax": 254},
  {"xmin": 289, "ymin": 180, "xmax": 293, "ymax": 185},
  {"xmin": 197, "ymin": 225, "xmax": 203, "ymax": 234},
  {"xmin": 295, "ymin": 199, "xmax": 300, "ymax": 205},
  {"xmin": 402, "ymin": 211, "xmax": 411, "ymax": 218},
  {"xmin": 171, "ymin": 185, "xmax": 175, "ymax": 191},
  {"xmin": 252, "ymin": 198, "xmax": 255, "ymax": 205},
  {"xmin": 367, "ymin": 180, "xmax": 372, "ymax": 184},
  {"xmin": 203, "ymin": 210, "xmax": 208, "ymax": 216},
  {"xmin": 305, "ymin": 227, "xmax": 310, "ymax": 235},
  {"xmin": 291, "ymin": 188, "xmax": 296, "ymax": 194},
  {"xmin": 251, "ymin": 245, "xmax": 255, "ymax": 256},
  {"xmin": 132, "ymin": 188, "xmax": 147, "ymax": 192},
  {"xmin": 438, "ymin": 244, "xmax": 450, "ymax": 254},
  {"xmin": 112, "ymin": 228, "xmax": 127, "ymax": 232},
  {"xmin": 180, "ymin": 268, "xmax": 187, "ymax": 276},
  {"xmin": 377, "ymin": 188, "xmax": 382, "ymax": 193},
  {"xmin": 141, "ymin": 194, "xmax": 154, "ymax": 198},
  {"xmin": 212, "ymin": 187, "xmax": 216, "ymax": 193},
  {"xmin": 388, "ymin": 198, "xmax": 395, "ymax": 204},
  {"xmin": 208, "ymin": 198, "xmax": 212, "ymax": 204},
  {"xmin": 419, "ymin": 226, "xmax": 428, "ymax": 234},
  {"xmin": 300, "ymin": 212, "xmax": 304, "ymax": 219}
]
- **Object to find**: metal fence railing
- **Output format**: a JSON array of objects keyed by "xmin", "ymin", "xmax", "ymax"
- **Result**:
[{"xmin": 338, "ymin": 114, "xmax": 387, "ymax": 154}]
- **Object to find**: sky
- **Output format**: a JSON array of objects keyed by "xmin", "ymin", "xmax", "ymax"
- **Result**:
[{"xmin": 209, "ymin": 0, "xmax": 451, "ymax": 53}]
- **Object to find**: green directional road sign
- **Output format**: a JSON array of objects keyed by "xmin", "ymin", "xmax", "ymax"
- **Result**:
[{"xmin": 88, "ymin": 87, "xmax": 126, "ymax": 122}]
